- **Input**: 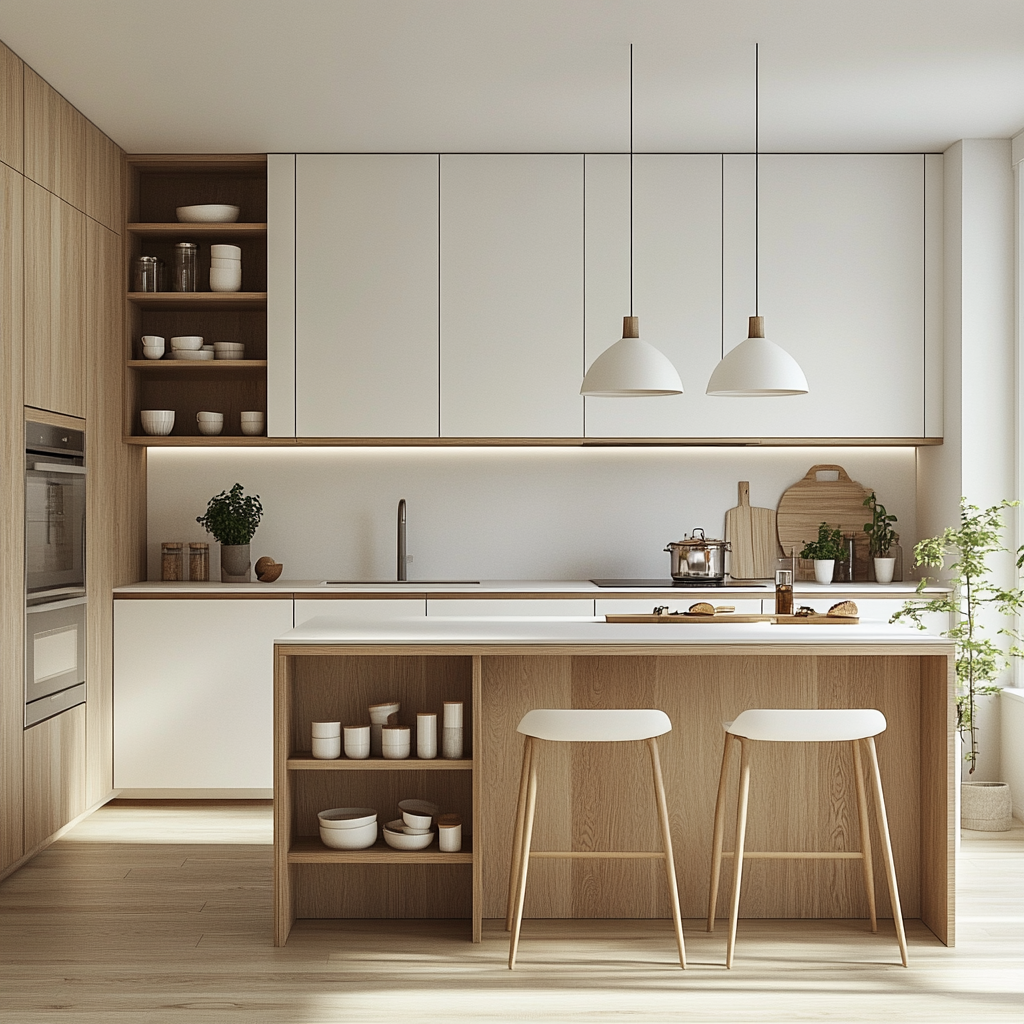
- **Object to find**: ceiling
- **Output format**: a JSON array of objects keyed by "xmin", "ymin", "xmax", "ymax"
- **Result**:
[{"xmin": 2, "ymin": 0, "xmax": 1024, "ymax": 154}]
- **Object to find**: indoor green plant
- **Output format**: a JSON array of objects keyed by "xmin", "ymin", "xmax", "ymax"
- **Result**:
[
  {"xmin": 863, "ymin": 491, "xmax": 899, "ymax": 584},
  {"xmin": 893, "ymin": 499, "xmax": 1022, "ymax": 828},
  {"xmin": 800, "ymin": 522, "xmax": 846, "ymax": 584},
  {"xmin": 196, "ymin": 483, "xmax": 264, "ymax": 582}
]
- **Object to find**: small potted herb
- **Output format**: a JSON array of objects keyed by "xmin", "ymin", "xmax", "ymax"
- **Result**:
[
  {"xmin": 196, "ymin": 483, "xmax": 264, "ymax": 582},
  {"xmin": 863, "ymin": 491, "xmax": 899, "ymax": 584},
  {"xmin": 800, "ymin": 522, "xmax": 846, "ymax": 584}
]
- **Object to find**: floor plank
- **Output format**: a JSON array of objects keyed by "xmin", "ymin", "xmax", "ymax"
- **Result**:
[{"xmin": 1, "ymin": 803, "xmax": 1023, "ymax": 1022}]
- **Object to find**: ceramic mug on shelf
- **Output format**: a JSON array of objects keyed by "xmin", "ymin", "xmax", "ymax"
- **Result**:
[
  {"xmin": 196, "ymin": 412, "xmax": 224, "ymax": 436},
  {"xmin": 239, "ymin": 411, "xmax": 265, "ymax": 436},
  {"xmin": 343, "ymin": 724, "xmax": 370, "ymax": 760}
]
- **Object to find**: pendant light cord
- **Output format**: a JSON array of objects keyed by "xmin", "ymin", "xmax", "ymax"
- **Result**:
[
  {"xmin": 630, "ymin": 42, "xmax": 634, "ymax": 318},
  {"xmin": 754, "ymin": 43, "xmax": 759, "ymax": 318}
]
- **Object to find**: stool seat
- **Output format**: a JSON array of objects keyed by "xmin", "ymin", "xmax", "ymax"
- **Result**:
[
  {"xmin": 726, "ymin": 708, "xmax": 886, "ymax": 743},
  {"xmin": 517, "ymin": 708, "xmax": 671, "ymax": 743}
]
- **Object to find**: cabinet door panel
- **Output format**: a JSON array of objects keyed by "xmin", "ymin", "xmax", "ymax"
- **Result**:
[
  {"xmin": 427, "ymin": 599, "xmax": 594, "ymax": 618},
  {"xmin": 295, "ymin": 155, "xmax": 439, "ymax": 437},
  {"xmin": 114, "ymin": 600, "xmax": 293, "ymax": 791},
  {"xmin": 84, "ymin": 120, "xmax": 122, "ymax": 233},
  {"xmin": 440, "ymin": 155, "xmax": 583, "ymax": 438},
  {"xmin": 294, "ymin": 599, "xmax": 425, "ymax": 628},
  {"xmin": 24, "ymin": 704, "xmax": 86, "ymax": 851},
  {"xmin": 0, "ymin": 41, "xmax": 23, "ymax": 172},
  {"xmin": 24, "ymin": 67, "xmax": 86, "ymax": 211}
]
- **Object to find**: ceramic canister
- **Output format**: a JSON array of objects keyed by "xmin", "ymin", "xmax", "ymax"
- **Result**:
[{"xmin": 416, "ymin": 712, "xmax": 437, "ymax": 759}]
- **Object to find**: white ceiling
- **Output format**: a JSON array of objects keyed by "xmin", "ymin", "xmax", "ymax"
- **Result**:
[{"xmin": 2, "ymin": 0, "xmax": 1024, "ymax": 154}]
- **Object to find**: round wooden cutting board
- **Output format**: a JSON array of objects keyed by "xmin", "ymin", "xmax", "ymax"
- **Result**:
[{"xmin": 776, "ymin": 464, "xmax": 873, "ymax": 558}]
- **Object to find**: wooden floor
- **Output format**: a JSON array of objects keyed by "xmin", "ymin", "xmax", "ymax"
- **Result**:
[{"xmin": 1, "ymin": 802, "xmax": 1023, "ymax": 1023}]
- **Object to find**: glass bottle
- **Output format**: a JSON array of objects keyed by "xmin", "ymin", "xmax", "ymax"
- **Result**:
[
  {"xmin": 775, "ymin": 569, "xmax": 794, "ymax": 616},
  {"xmin": 172, "ymin": 242, "xmax": 199, "ymax": 292}
]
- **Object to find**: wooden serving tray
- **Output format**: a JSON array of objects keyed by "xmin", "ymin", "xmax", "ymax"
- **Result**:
[
  {"xmin": 772, "ymin": 614, "xmax": 859, "ymax": 625},
  {"xmin": 604, "ymin": 613, "xmax": 859, "ymax": 625}
]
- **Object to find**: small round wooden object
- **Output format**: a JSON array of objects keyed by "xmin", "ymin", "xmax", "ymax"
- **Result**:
[{"xmin": 255, "ymin": 556, "xmax": 283, "ymax": 583}]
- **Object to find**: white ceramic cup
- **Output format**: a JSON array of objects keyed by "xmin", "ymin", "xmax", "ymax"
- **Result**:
[
  {"xmin": 209, "ymin": 266, "xmax": 242, "ymax": 292},
  {"xmin": 210, "ymin": 256, "xmax": 242, "ymax": 269},
  {"xmin": 343, "ymin": 724, "xmax": 370, "ymax": 760},
  {"xmin": 311, "ymin": 735, "xmax": 342, "ymax": 760},
  {"xmin": 311, "ymin": 721, "xmax": 341, "ymax": 739},
  {"xmin": 240, "ymin": 412, "xmax": 265, "ymax": 436},
  {"xmin": 140, "ymin": 409, "xmax": 174, "ymax": 435},
  {"xmin": 169, "ymin": 335, "xmax": 203, "ymax": 350},
  {"xmin": 438, "ymin": 820, "xmax": 462, "ymax": 853},
  {"xmin": 142, "ymin": 335, "xmax": 165, "ymax": 345},
  {"xmin": 142, "ymin": 345, "xmax": 165, "ymax": 360},
  {"xmin": 381, "ymin": 725, "xmax": 411, "ymax": 760},
  {"xmin": 211, "ymin": 243, "xmax": 242, "ymax": 259},
  {"xmin": 443, "ymin": 701, "xmax": 463, "ymax": 728},
  {"xmin": 416, "ymin": 712, "xmax": 437, "ymax": 759},
  {"xmin": 196, "ymin": 412, "xmax": 224, "ymax": 436}
]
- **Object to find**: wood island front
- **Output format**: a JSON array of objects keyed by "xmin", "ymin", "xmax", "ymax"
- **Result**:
[{"xmin": 273, "ymin": 618, "xmax": 955, "ymax": 948}]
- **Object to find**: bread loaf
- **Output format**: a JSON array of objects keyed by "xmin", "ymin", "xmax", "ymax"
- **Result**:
[
  {"xmin": 688, "ymin": 602, "xmax": 716, "ymax": 615},
  {"xmin": 827, "ymin": 600, "xmax": 859, "ymax": 617}
]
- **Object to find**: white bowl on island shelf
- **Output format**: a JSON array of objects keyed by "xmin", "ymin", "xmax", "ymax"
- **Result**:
[
  {"xmin": 319, "ymin": 821, "xmax": 377, "ymax": 850},
  {"xmin": 382, "ymin": 825, "xmax": 434, "ymax": 851}
]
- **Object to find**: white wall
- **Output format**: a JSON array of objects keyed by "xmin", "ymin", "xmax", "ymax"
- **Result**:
[{"xmin": 147, "ymin": 446, "xmax": 917, "ymax": 583}]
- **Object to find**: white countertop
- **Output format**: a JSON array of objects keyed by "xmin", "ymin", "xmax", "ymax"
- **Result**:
[
  {"xmin": 114, "ymin": 579, "xmax": 948, "ymax": 598},
  {"xmin": 275, "ymin": 614, "xmax": 952, "ymax": 649}
]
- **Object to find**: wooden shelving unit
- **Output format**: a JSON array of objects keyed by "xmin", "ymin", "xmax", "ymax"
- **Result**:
[
  {"xmin": 124, "ymin": 155, "xmax": 268, "ymax": 441},
  {"xmin": 274, "ymin": 648, "xmax": 481, "ymax": 945}
]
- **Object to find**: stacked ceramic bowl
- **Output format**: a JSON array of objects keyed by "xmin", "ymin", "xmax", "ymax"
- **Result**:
[
  {"xmin": 176, "ymin": 204, "xmax": 241, "ymax": 223},
  {"xmin": 210, "ymin": 244, "xmax": 242, "ymax": 292},
  {"xmin": 214, "ymin": 342, "xmax": 245, "ymax": 360},
  {"xmin": 170, "ymin": 336, "xmax": 212, "ymax": 361},
  {"xmin": 382, "ymin": 799, "xmax": 437, "ymax": 851},
  {"xmin": 318, "ymin": 807, "xmax": 378, "ymax": 850}
]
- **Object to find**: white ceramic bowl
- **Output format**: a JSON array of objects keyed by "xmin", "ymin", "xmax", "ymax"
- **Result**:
[
  {"xmin": 170, "ymin": 335, "xmax": 203, "ymax": 350},
  {"xmin": 140, "ymin": 410, "xmax": 174, "ymax": 436},
  {"xmin": 318, "ymin": 807, "xmax": 378, "ymax": 830},
  {"xmin": 211, "ymin": 243, "xmax": 242, "ymax": 259},
  {"xmin": 311, "ymin": 736, "xmax": 341, "ymax": 759},
  {"xmin": 142, "ymin": 346, "xmax": 165, "ymax": 360},
  {"xmin": 141, "ymin": 335, "xmax": 165, "ymax": 345},
  {"xmin": 386, "ymin": 818, "xmax": 430, "ymax": 836},
  {"xmin": 173, "ymin": 350, "xmax": 214, "ymax": 360},
  {"xmin": 209, "ymin": 267, "xmax": 242, "ymax": 292},
  {"xmin": 210, "ymin": 256, "xmax": 241, "ymax": 269},
  {"xmin": 201, "ymin": 344, "xmax": 215, "ymax": 352},
  {"xmin": 382, "ymin": 826, "xmax": 434, "ymax": 851},
  {"xmin": 402, "ymin": 808, "xmax": 433, "ymax": 831},
  {"xmin": 197, "ymin": 421, "xmax": 223, "ymax": 437},
  {"xmin": 320, "ymin": 821, "xmax": 377, "ymax": 850},
  {"xmin": 214, "ymin": 343, "xmax": 245, "ymax": 360},
  {"xmin": 176, "ymin": 204, "xmax": 241, "ymax": 223},
  {"xmin": 311, "ymin": 721, "xmax": 341, "ymax": 739},
  {"xmin": 240, "ymin": 419, "xmax": 265, "ymax": 437},
  {"xmin": 398, "ymin": 798, "xmax": 440, "ymax": 819}
]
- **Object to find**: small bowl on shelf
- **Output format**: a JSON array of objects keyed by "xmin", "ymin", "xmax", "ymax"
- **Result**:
[
  {"xmin": 398, "ymin": 798, "xmax": 439, "ymax": 820},
  {"xmin": 401, "ymin": 808, "xmax": 433, "ymax": 831},
  {"xmin": 170, "ymin": 335, "xmax": 203, "ymax": 351},
  {"xmin": 319, "ymin": 821, "xmax": 377, "ymax": 850},
  {"xmin": 173, "ymin": 350, "xmax": 214, "ymax": 361},
  {"xmin": 386, "ymin": 818, "xmax": 430, "ymax": 836},
  {"xmin": 142, "ymin": 345, "xmax": 165, "ymax": 360},
  {"xmin": 176, "ymin": 204, "xmax": 241, "ymax": 223},
  {"xmin": 382, "ymin": 825, "xmax": 434, "ymax": 851},
  {"xmin": 318, "ymin": 807, "xmax": 377, "ymax": 830},
  {"xmin": 214, "ymin": 342, "xmax": 245, "ymax": 360},
  {"xmin": 140, "ymin": 410, "xmax": 174, "ymax": 436}
]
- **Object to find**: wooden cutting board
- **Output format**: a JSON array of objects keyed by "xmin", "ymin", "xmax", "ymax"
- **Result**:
[
  {"xmin": 724, "ymin": 481, "xmax": 780, "ymax": 579},
  {"xmin": 604, "ymin": 613, "xmax": 858, "ymax": 625},
  {"xmin": 776, "ymin": 464, "xmax": 872, "ymax": 561}
]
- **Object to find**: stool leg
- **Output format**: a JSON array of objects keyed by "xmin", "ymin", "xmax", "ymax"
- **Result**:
[
  {"xmin": 707, "ymin": 734, "xmax": 734, "ymax": 932},
  {"xmin": 508, "ymin": 742, "xmax": 539, "ymax": 970},
  {"xmin": 864, "ymin": 736, "xmax": 909, "ymax": 967},
  {"xmin": 726, "ymin": 738, "xmax": 752, "ymax": 969},
  {"xmin": 505, "ymin": 736, "xmax": 534, "ymax": 930},
  {"xmin": 647, "ymin": 737, "xmax": 686, "ymax": 969},
  {"xmin": 852, "ymin": 739, "xmax": 878, "ymax": 933}
]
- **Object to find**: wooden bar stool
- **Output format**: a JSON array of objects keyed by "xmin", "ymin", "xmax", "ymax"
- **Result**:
[
  {"xmin": 707, "ymin": 708, "xmax": 908, "ymax": 968},
  {"xmin": 505, "ymin": 708, "xmax": 685, "ymax": 970}
]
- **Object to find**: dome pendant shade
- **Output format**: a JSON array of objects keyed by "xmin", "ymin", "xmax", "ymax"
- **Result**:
[
  {"xmin": 706, "ymin": 316, "xmax": 808, "ymax": 397},
  {"xmin": 580, "ymin": 317, "xmax": 684, "ymax": 397}
]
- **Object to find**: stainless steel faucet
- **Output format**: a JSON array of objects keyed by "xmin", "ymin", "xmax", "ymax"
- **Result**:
[{"xmin": 397, "ymin": 498, "xmax": 407, "ymax": 581}]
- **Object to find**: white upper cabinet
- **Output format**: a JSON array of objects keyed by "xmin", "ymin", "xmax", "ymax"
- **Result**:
[
  {"xmin": 294, "ymin": 155, "xmax": 440, "ymax": 438},
  {"xmin": 440, "ymin": 155, "xmax": 584, "ymax": 438}
]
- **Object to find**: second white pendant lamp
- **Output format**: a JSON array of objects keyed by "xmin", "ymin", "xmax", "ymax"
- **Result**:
[
  {"xmin": 581, "ymin": 45, "xmax": 683, "ymax": 398},
  {"xmin": 706, "ymin": 45, "xmax": 808, "ymax": 398}
]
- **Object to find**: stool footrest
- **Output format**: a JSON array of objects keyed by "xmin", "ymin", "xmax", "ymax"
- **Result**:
[
  {"xmin": 529, "ymin": 851, "xmax": 667, "ymax": 860},
  {"xmin": 721, "ymin": 851, "xmax": 865, "ymax": 860}
]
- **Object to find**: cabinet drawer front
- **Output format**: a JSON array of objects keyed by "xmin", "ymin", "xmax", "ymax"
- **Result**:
[
  {"xmin": 427, "ymin": 599, "xmax": 594, "ymax": 618},
  {"xmin": 294, "ymin": 598, "xmax": 426, "ymax": 628}
]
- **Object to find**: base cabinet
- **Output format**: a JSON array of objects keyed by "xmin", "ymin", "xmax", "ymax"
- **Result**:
[
  {"xmin": 23, "ymin": 704, "xmax": 86, "ymax": 852},
  {"xmin": 114, "ymin": 599, "xmax": 293, "ymax": 792}
]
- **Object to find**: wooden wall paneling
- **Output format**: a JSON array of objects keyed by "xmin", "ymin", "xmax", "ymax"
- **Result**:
[
  {"xmin": 274, "ymin": 647, "xmax": 294, "ymax": 945},
  {"xmin": 23, "ymin": 66, "xmax": 86, "ymax": 211},
  {"xmin": 0, "ymin": 161, "xmax": 24, "ymax": 872},
  {"xmin": 23, "ymin": 705, "xmax": 87, "ymax": 851},
  {"xmin": 266, "ymin": 153, "xmax": 295, "ymax": 437},
  {"xmin": 85, "ymin": 120, "xmax": 122, "ymax": 233},
  {"xmin": 479, "ymin": 655, "xmax": 572, "ymax": 919},
  {"xmin": 0, "ymin": 41, "xmax": 23, "ymax": 171}
]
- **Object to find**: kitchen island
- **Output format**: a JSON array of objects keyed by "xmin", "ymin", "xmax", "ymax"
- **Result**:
[{"xmin": 274, "ymin": 617, "xmax": 955, "ymax": 948}]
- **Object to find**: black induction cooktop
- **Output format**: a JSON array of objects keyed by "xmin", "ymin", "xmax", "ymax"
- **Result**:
[{"xmin": 590, "ymin": 579, "xmax": 767, "ymax": 588}]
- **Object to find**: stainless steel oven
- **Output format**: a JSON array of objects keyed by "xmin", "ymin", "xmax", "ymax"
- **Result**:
[{"xmin": 25, "ymin": 421, "xmax": 87, "ymax": 727}]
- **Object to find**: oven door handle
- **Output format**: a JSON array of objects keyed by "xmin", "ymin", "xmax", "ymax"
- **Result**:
[
  {"xmin": 28, "ymin": 462, "xmax": 87, "ymax": 475},
  {"xmin": 26, "ymin": 596, "xmax": 87, "ymax": 613}
]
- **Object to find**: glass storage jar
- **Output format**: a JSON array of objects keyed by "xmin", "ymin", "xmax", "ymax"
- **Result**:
[
  {"xmin": 161, "ymin": 542, "xmax": 184, "ymax": 582},
  {"xmin": 189, "ymin": 543, "xmax": 210, "ymax": 582},
  {"xmin": 172, "ymin": 242, "xmax": 199, "ymax": 292},
  {"xmin": 132, "ymin": 255, "xmax": 163, "ymax": 292}
]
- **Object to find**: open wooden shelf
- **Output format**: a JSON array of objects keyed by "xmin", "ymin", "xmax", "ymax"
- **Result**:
[
  {"xmin": 128, "ymin": 292, "xmax": 267, "ymax": 310},
  {"xmin": 128, "ymin": 222, "xmax": 267, "ymax": 239},
  {"xmin": 288, "ymin": 754, "xmax": 473, "ymax": 771},
  {"xmin": 124, "ymin": 435, "xmax": 272, "ymax": 445},
  {"xmin": 128, "ymin": 359, "xmax": 266, "ymax": 372},
  {"xmin": 288, "ymin": 836, "xmax": 473, "ymax": 865}
]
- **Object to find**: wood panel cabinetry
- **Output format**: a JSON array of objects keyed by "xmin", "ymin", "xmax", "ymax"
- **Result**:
[
  {"xmin": 24, "ymin": 179, "xmax": 86, "ymax": 417},
  {"xmin": 23, "ymin": 705, "xmax": 87, "ymax": 853},
  {"xmin": 0, "ymin": 41, "xmax": 23, "ymax": 172},
  {"xmin": 23, "ymin": 67, "xmax": 86, "ymax": 211},
  {"xmin": 85, "ymin": 120, "xmax": 123, "ymax": 233}
]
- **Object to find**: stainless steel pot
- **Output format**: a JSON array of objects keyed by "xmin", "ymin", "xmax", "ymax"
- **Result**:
[{"xmin": 664, "ymin": 529, "xmax": 730, "ymax": 583}]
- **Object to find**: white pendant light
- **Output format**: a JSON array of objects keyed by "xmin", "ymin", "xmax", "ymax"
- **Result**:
[
  {"xmin": 581, "ymin": 45, "xmax": 683, "ymax": 398},
  {"xmin": 706, "ymin": 45, "xmax": 808, "ymax": 398}
]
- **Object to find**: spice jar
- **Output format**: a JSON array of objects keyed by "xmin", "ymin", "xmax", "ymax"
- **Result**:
[
  {"xmin": 189, "ymin": 542, "xmax": 210, "ymax": 582},
  {"xmin": 774, "ymin": 569, "xmax": 794, "ymax": 616},
  {"xmin": 161, "ymin": 542, "xmax": 184, "ymax": 581},
  {"xmin": 172, "ymin": 242, "xmax": 199, "ymax": 292}
]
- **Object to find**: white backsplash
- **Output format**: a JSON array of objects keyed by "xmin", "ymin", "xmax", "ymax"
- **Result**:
[{"xmin": 147, "ymin": 446, "xmax": 918, "ymax": 582}]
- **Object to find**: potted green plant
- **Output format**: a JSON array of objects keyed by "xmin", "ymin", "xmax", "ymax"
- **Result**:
[
  {"xmin": 893, "ymin": 498, "xmax": 1022, "ymax": 829},
  {"xmin": 800, "ymin": 522, "xmax": 846, "ymax": 584},
  {"xmin": 863, "ymin": 491, "xmax": 899, "ymax": 584},
  {"xmin": 196, "ymin": 483, "xmax": 264, "ymax": 582}
]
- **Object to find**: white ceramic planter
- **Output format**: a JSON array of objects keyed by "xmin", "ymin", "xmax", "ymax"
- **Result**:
[
  {"xmin": 873, "ymin": 557, "xmax": 896, "ymax": 584},
  {"xmin": 961, "ymin": 781, "xmax": 1013, "ymax": 831},
  {"xmin": 813, "ymin": 559, "xmax": 835, "ymax": 584}
]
